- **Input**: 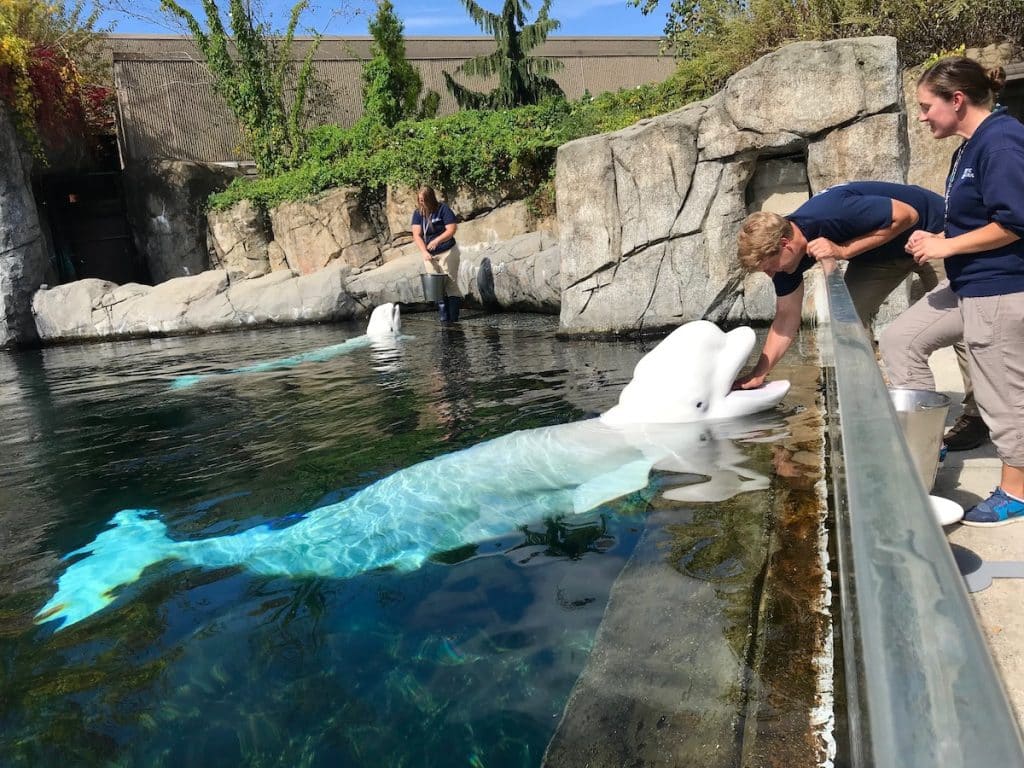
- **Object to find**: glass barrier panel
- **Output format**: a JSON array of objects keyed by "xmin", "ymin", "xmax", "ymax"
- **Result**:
[{"xmin": 819, "ymin": 261, "xmax": 1024, "ymax": 767}]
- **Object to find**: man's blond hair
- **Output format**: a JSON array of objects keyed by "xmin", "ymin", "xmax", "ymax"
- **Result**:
[{"xmin": 737, "ymin": 211, "xmax": 793, "ymax": 272}]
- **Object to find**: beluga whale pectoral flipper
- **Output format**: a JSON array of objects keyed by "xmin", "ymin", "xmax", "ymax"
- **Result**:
[
  {"xmin": 170, "ymin": 302, "xmax": 404, "ymax": 390},
  {"xmin": 38, "ymin": 319, "xmax": 790, "ymax": 631}
]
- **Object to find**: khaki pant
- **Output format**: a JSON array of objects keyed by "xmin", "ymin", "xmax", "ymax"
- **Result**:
[
  {"xmin": 848, "ymin": 257, "xmax": 977, "ymax": 417},
  {"xmin": 879, "ymin": 282, "xmax": 1024, "ymax": 465},
  {"xmin": 424, "ymin": 243, "xmax": 463, "ymax": 298}
]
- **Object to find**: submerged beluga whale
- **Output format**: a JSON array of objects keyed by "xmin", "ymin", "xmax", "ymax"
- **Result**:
[
  {"xmin": 170, "ymin": 303, "xmax": 403, "ymax": 390},
  {"xmin": 37, "ymin": 321, "xmax": 790, "ymax": 630}
]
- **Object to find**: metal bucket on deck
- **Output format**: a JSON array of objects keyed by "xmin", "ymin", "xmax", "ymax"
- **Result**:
[
  {"xmin": 420, "ymin": 272, "xmax": 446, "ymax": 303},
  {"xmin": 889, "ymin": 388, "xmax": 951, "ymax": 492}
]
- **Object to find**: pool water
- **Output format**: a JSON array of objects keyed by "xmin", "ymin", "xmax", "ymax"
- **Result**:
[{"xmin": 0, "ymin": 314, "xmax": 821, "ymax": 767}]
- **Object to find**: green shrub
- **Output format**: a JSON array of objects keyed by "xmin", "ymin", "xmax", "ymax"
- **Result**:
[
  {"xmin": 361, "ymin": 0, "xmax": 426, "ymax": 127},
  {"xmin": 210, "ymin": 97, "xmax": 587, "ymax": 210}
]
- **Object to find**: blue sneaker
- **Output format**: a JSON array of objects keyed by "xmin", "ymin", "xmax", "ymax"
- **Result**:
[{"xmin": 962, "ymin": 488, "xmax": 1024, "ymax": 527}]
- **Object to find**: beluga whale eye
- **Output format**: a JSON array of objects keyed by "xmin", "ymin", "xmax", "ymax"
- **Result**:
[{"xmin": 695, "ymin": 400, "xmax": 705, "ymax": 411}]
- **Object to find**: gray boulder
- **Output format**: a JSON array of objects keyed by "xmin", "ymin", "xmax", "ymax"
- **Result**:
[
  {"xmin": 461, "ymin": 232, "xmax": 560, "ymax": 313},
  {"xmin": 347, "ymin": 232, "xmax": 561, "ymax": 314},
  {"xmin": 32, "ymin": 264, "xmax": 359, "ymax": 342},
  {"xmin": 724, "ymin": 37, "xmax": 900, "ymax": 136},
  {"xmin": 31, "ymin": 231, "xmax": 559, "ymax": 343},
  {"xmin": 807, "ymin": 113, "xmax": 907, "ymax": 192},
  {"xmin": 207, "ymin": 199, "xmax": 272, "ymax": 276},
  {"xmin": 269, "ymin": 187, "xmax": 381, "ymax": 275}
]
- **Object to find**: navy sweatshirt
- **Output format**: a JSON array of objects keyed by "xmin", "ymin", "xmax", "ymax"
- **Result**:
[
  {"xmin": 944, "ymin": 110, "xmax": 1024, "ymax": 296},
  {"xmin": 773, "ymin": 181, "xmax": 944, "ymax": 297}
]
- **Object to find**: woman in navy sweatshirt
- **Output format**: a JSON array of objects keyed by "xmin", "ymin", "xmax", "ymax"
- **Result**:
[
  {"xmin": 880, "ymin": 57, "xmax": 1024, "ymax": 526},
  {"xmin": 412, "ymin": 186, "xmax": 463, "ymax": 322}
]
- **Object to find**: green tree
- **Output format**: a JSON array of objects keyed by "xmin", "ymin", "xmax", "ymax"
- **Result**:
[
  {"xmin": 361, "ymin": 0, "xmax": 437, "ymax": 126},
  {"xmin": 632, "ymin": 0, "xmax": 1024, "ymax": 69},
  {"xmin": 159, "ymin": 0, "xmax": 320, "ymax": 174},
  {"xmin": 443, "ymin": 0, "xmax": 564, "ymax": 110}
]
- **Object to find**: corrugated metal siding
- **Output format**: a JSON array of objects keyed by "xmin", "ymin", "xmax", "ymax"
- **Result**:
[
  {"xmin": 116, "ymin": 58, "xmax": 249, "ymax": 163},
  {"xmin": 109, "ymin": 35, "xmax": 676, "ymax": 163},
  {"xmin": 105, "ymin": 35, "xmax": 670, "ymax": 60}
]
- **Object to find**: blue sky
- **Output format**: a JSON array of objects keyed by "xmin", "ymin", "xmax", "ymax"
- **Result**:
[{"xmin": 99, "ymin": 0, "xmax": 668, "ymax": 38}]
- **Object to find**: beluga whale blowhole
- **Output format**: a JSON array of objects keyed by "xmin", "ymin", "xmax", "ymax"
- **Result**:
[{"xmin": 38, "ymin": 319, "xmax": 789, "ymax": 631}]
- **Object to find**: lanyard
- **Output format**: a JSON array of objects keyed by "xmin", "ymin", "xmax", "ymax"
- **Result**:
[
  {"xmin": 422, "ymin": 206, "xmax": 442, "ymax": 237},
  {"xmin": 944, "ymin": 141, "xmax": 967, "ymax": 232}
]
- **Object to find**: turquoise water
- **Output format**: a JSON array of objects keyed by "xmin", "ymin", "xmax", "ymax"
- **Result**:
[{"xmin": 0, "ymin": 315, "xmax": 794, "ymax": 767}]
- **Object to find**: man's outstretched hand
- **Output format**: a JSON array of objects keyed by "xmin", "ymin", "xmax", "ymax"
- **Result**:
[{"xmin": 732, "ymin": 372, "xmax": 767, "ymax": 390}]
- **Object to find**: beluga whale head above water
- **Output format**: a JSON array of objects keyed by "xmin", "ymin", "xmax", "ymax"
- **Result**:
[
  {"xmin": 602, "ymin": 320, "xmax": 790, "ymax": 426},
  {"xmin": 38, "ymin": 319, "xmax": 790, "ymax": 631},
  {"xmin": 365, "ymin": 302, "xmax": 401, "ymax": 338}
]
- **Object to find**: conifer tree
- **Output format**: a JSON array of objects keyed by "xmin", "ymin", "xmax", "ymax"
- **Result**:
[
  {"xmin": 444, "ymin": 0, "xmax": 563, "ymax": 110},
  {"xmin": 361, "ymin": 0, "xmax": 431, "ymax": 126}
]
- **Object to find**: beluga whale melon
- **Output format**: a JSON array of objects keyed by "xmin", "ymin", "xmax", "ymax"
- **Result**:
[{"xmin": 37, "ymin": 319, "xmax": 789, "ymax": 630}]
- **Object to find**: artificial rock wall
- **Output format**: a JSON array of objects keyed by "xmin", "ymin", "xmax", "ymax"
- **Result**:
[
  {"xmin": 0, "ymin": 107, "xmax": 48, "ymax": 349},
  {"xmin": 556, "ymin": 36, "xmax": 908, "ymax": 336}
]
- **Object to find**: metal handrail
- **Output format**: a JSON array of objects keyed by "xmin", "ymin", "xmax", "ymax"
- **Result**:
[{"xmin": 820, "ymin": 261, "xmax": 1024, "ymax": 766}]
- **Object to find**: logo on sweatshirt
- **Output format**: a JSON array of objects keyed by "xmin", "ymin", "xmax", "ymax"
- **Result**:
[{"xmin": 961, "ymin": 168, "xmax": 975, "ymax": 180}]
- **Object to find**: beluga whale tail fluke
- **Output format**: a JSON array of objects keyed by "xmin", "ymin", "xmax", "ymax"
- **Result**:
[
  {"xmin": 39, "ymin": 319, "xmax": 789, "ymax": 631},
  {"xmin": 35, "ymin": 510, "xmax": 175, "ymax": 628},
  {"xmin": 601, "ymin": 321, "xmax": 789, "ymax": 426},
  {"xmin": 169, "ymin": 303, "xmax": 403, "ymax": 390}
]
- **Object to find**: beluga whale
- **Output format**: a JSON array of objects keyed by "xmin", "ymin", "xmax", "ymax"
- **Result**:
[
  {"xmin": 602, "ymin": 321, "xmax": 791, "ymax": 425},
  {"xmin": 170, "ymin": 302, "xmax": 403, "ymax": 389},
  {"xmin": 37, "ymin": 320, "xmax": 790, "ymax": 631}
]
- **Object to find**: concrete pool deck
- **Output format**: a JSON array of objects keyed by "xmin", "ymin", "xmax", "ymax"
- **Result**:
[{"xmin": 928, "ymin": 346, "xmax": 1024, "ymax": 725}]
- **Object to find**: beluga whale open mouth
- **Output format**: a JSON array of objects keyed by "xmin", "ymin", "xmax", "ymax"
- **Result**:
[
  {"xmin": 38, "ymin": 319, "xmax": 790, "ymax": 631},
  {"xmin": 601, "ymin": 320, "xmax": 790, "ymax": 426}
]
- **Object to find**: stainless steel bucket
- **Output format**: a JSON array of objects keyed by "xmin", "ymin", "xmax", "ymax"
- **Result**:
[
  {"xmin": 889, "ymin": 388, "xmax": 951, "ymax": 492},
  {"xmin": 420, "ymin": 272, "xmax": 446, "ymax": 302}
]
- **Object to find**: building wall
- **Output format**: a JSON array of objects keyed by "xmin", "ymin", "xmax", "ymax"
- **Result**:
[{"xmin": 108, "ymin": 35, "xmax": 676, "ymax": 165}]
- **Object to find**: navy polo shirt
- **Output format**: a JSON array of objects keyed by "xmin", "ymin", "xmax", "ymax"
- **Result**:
[
  {"xmin": 772, "ymin": 181, "xmax": 945, "ymax": 297},
  {"xmin": 412, "ymin": 202, "xmax": 457, "ymax": 253},
  {"xmin": 943, "ymin": 110, "xmax": 1024, "ymax": 297}
]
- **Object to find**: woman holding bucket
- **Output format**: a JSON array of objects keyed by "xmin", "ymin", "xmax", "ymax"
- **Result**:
[
  {"xmin": 412, "ymin": 186, "xmax": 463, "ymax": 322},
  {"xmin": 880, "ymin": 57, "xmax": 1024, "ymax": 526}
]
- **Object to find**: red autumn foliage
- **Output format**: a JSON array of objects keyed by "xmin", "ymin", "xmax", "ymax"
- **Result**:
[
  {"xmin": 0, "ymin": 42, "xmax": 113, "ymax": 162},
  {"xmin": 30, "ymin": 45, "xmax": 112, "ymax": 155}
]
